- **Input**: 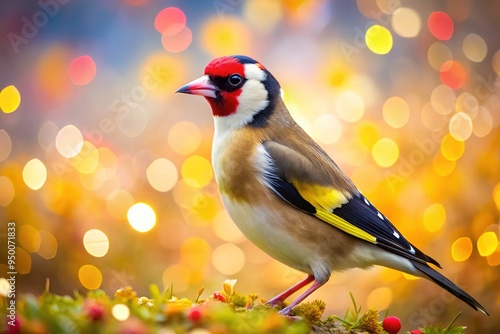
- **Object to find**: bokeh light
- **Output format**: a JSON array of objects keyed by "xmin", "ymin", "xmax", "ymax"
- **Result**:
[
  {"xmin": 147, "ymin": 158, "xmax": 178, "ymax": 192},
  {"xmin": 128, "ymin": 202, "xmax": 157, "ymax": 232},
  {"xmin": 427, "ymin": 42, "xmax": 453, "ymax": 71},
  {"xmin": 430, "ymin": 84, "xmax": 456, "ymax": 115},
  {"xmin": 35, "ymin": 46, "xmax": 73, "ymax": 104},
  {"xmin": 449, "ymin": 112, "xmax": 473, "ymax": 141},
  {"xmin": 382, "ymin": 96, "xmax": 410, "ymax": 128},
  {"xmin": 200, "ymin": 17, "xmax": 252, "ymax": 56},
  {"xmin": 154, "ymin": 7, "xmax": 185, "ymax": 34},
  {"xmin": 181, "ymin": 155, "xmax": 213, "ymax": 188},
  {"xmin": 365, "ymin": 24, "xmax": 393, "ymax": 55},
  {"xmin": 68, "ymin": 55, "xmax": 97, "ymax": 86},
  {"xmin": 83, "ymin": 229, "xmax": 110, "ymax": 257},
  {"xmin": 212, "ymin": 243, "xmax": 245, "ymax": 275},
  {"xmin": 19, "ymin": 224, "xmax": 39, "ymax": 253},
  {"xmin": 244, "ymin": 0, "xmax": 282, "ymax": 33},
  {"xmin": 0, "ymin": 85, "xmax": 21, "ymax": 113},
  {"xmin": 455, "ymin": 92, "xmax": 478, "ymax": 117},
  {"xmin": 168, "ymin": 121, "xmax": 202, "ymax": 155},
  {"xmin": 180, "ymin": 237, "xmax": 211, "ymax": 284},
  {"xmin": 366, "ymin": 287, "xmax": 393, "ymax": 311},
  {"xmin": 493, "ymin": 182, "xmax": 500, "ymax": 212},
  {"xmin": 451, "ymin": 237, "xmax": 473, "ymax": 262},
  {"xmin": 422, "ymin": 203, "xmax": 446, "ymax": 233},
  {"xmin": 493, "ymin": 50, "xmax": 500, "ymax": 75},
  {"xmin": 313, "ymin": 113, "xmax": 343, "ymax": 144},
  {"xmin": 55, "ymin": 124, "xmax": 84, "ymax": 158},
  {"xmin": 335, "ymin": 90, "xmax": 365, "ymax": 123},
  {"xmin": 472, "ymin": 106, "xmax": 493, "ymax": 138},
  {"xmin": 428, "ymin": 11, "xmax": 454, "ymax": 40},
  {"xmin": 440, "ymin": 60, "xmax": 467, "ymax": 89},
  {"xmin": 0, "ymin": 278, "xmax": 9, "ymax": 296},
  {"xmin": 357, "ymin": 0, "xmax": 385, "ymax": 19},
  {"xmin": 16, "ymin": 247, "xmax": 32, "ymax": 274},
  {"xmin": 162, "ymin": 26, "xmax": 192, "ymax": 53},
  {"xmin": 78, "ymin": 264, "xmax": 102, "ymax": 289},
  {"xmin": 38, "ymin": 121, "xmax": 59, "ymax": 151},
  {"xmin": 23, "ymin": 158, "xmax": 47, "ymax": 190},
  {"xmin": 0, "ymin": 129, "xmax": 12, "ymax": 161},
  {"xmin": 477, "ymin": 232, "xmax": 498, "ymax": 257},
  {"xmin": 372, "ymin": 138, "xmax": 399, "ymax": 167},
  {"xmin": 112, "ymin": 304, "xmax": 130, "ymax": 321},
  {"xmin": 71, "ymin": 141, "xmax": 100, "ymax": 174},
  {"xmin": 212, "ymin": 210, "xmax": 244, "ymax": 243},
  {"xmin": 0, "ymin": 176, "xmax": 15, "ymax": 207},
  {"xmin": 391, "ymin": 7, "xmax": 421, "ymax": 38},
  {"xmin": 462, "ymin": 33, "xmax": 487, "ymax": 63},
  {"xmin": 440, "ymin": 133, "xmax": 465, "ymax": 161},
  {"xmin": 432, "ymin": 152, "xmax": 456, "ymax": 177},
  {"xmin": 35, "ymin": 230, "xmax": 58, "ymax": 260}
]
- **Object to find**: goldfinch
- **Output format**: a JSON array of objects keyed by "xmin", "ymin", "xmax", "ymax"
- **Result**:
[{"xmin": 176, "ymin": 55, "xmax": 488, "ymax": 315}]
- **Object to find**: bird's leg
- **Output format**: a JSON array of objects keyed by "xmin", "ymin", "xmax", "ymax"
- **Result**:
[
  {"xmin": 278, "ymin": 279, "xmax": 326, "ymax": 315},
  {"xmin": 266, "ymin": 274, "xmax": 315, "ymax": 306}
]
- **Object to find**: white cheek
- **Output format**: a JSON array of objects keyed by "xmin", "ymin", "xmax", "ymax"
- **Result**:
[{"xmin": 235, "ymin": 80, "xmax": 268, "ymax": 120}]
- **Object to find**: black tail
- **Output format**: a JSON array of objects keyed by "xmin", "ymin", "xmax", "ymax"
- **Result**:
[{"xmin": 412, "ymin": 261, "xmax": 489, "ymax": 315}]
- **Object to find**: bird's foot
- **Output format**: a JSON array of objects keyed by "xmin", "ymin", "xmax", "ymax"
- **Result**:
[
  {"xmin": 266, "ymin": 298, "xmax": 285, "ymax": 308},
  {"xmin": 277, "ymin": 306, "xmax": 303, "ymax": 320},
  {"xmin": 278, "ymin": 305, "xmax": 293, "ymax": 316}
]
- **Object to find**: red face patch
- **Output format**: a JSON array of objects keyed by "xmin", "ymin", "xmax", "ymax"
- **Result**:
[
  {"xmin": 204, "ymin": 56, "xmax": 245, "ymax": 78},
  {"xmin": 206, "ymin": 89, "xmax": 242, "ymax": 117}
]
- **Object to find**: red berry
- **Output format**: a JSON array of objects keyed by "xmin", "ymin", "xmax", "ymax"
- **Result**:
[
  {"xmin": 382, "ymin": 315, "xmax": 401, "ymax": 334},
  {"xmin": 187, "ymin": 307, "xmax": 203, "ymax": 322},
  {"xmin": 213, "ymin": 291, "xmax": 226, "ymax": 302},
  {"xmin": 86, "ymin": 300, "xmax": 104, "ymax": 321},
  {"xmin": 7, "ymin": 318, "xmax": 21, "ymax": 334},
  {"xmin": 410, "ymin": 330, "xmax": 423, "ymax": 334}
]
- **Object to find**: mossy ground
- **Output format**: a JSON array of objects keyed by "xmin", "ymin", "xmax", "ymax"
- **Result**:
[{"xmin": 1, "ymin": 281, "xmax": 466, "ymax": 334}]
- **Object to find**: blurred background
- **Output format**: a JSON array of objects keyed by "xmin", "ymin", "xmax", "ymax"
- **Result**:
[{"xmin": 1, "ymin": 0, "xmax": 499, "ymax": 331}]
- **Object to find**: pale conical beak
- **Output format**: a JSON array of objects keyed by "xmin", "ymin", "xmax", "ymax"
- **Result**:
[{"xmin": 176, "ymin": 75, "xmax": 219, "ymax": 99}]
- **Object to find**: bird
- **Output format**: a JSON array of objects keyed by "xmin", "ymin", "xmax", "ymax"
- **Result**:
[{"xmin": 175, "ymin": 55, "xmax": 488, "ymax": 316}]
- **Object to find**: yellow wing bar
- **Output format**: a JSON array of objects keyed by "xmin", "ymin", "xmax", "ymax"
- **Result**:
[{"xmin": 315, "ymin": 209, "xmax": 377, "ymax": 244}]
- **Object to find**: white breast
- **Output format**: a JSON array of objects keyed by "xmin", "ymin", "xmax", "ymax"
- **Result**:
[{"xmin": 220, "ymin": 193, "xmax": 317, "ymax": 275}]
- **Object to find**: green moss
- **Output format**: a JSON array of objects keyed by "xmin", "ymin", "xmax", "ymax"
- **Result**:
[{"xmin": 0, "ymin": 283, "xmax": 469, "ymax": 334}]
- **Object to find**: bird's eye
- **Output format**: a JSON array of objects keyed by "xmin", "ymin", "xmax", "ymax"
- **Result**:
[{"xmin": 228, "ymin": 74, "xmax": 243, "ymax": 87}]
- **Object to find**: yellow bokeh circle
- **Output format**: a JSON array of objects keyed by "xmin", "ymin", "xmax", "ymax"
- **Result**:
[
  {"xmin": 365, "ymin": 25, "xmax": 393, "ymax": 55},
  {"xmin": 181, "ymin": 155, "xmax": 213, "ymax": 188},
  {"xmin": 451, "ymin": 237, "xmax": 473, "ymax": 262},
  {"xmin": 78, "ymin": 264, "xmax": 102, "ymax": 290},
  {"xmin": 372, "ymin": 138, "xmax": 399, "ymax": 167},
  {"xmin": 477, "ymin": 232, "xmax": 498, "ymax": 257},
  {"xmin": 422, "ymin": 203, "xmax": 446, "ymax": 233},
  {"xmin": 440, "ymin": 134, "xmax": 465, "ymax": 161},
  {"xmin": 0, "ymin": 85, "xmax": 21, "ymax": 113}
]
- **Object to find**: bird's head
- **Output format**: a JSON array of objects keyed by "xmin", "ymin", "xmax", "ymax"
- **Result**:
[{"xmin": 176, "ymin": 55, "xmax": 281, "ymax": 128}]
